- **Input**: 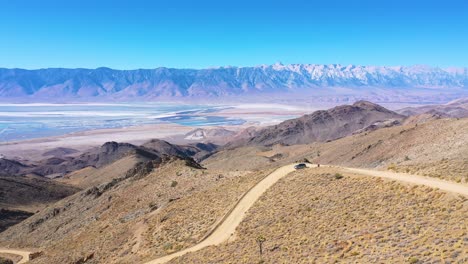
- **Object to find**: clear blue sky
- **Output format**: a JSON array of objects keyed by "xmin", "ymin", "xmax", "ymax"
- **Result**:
[{"xmin": 0, "ymin": 0, "xmax": 467, "ymax": 69}]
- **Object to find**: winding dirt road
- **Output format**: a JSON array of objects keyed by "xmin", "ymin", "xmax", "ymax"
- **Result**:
[
  {"xmin": 145, "ymin": 163, "xmax": 306, "ymax": 264},
  {"xmin": 145, "ymin": 163, "xmax": 468, "ymax": 264},
  {"xmin": 0, "ymin": 248, "xmax": 30, "ymax": 264},
  {"xmin": 1, "ymin": 164, "xmax": 466, "ymax": 264},
  {"xmin": 342, "ymin": 167, "xmax": 468, "ymax": 196}
]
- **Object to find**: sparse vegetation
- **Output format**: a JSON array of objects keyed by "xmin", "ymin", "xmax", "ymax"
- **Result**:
[
  {"xmin": 387, "ymin": 163, "xmax": 397, "ymax": 171},
  {"xmin": 172, "ymin": 168, "xmax": 467, "ymax": 263},
  {"xmin": 0, "ymin": 257, "xmax": 13, "ymax": 264},
  {"xmin": 170, "ymin": 180, "xmax": 178, "ymax": 187},
  {"xmin": 334, "ymin": 173, "xmax": 344, "ymax": 179},
  {"xmin": 0, "ymin": 160, "xmax": 269, "ymax": 264},
  {"xmin": 148, "ymin": 202, "xmax": 158, "ymax": 211},
  {"xmin": 256, "ymin": 235, "xmax": 266, "ymax": 257}
]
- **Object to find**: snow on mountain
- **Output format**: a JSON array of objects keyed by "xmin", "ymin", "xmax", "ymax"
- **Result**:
[{"xmin": 0, "ymin": 64, "xmax": 466, "ymax": 102}]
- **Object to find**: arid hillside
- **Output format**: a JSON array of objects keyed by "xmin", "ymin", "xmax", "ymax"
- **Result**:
[
  {"xmin": 208, "ymin": 118, "xmax": 468, "ymax": 182},
  {"xmin": 227, "ymin": 101, "xmax": 405, "ymax": 147},
  {"xmin": 58, "ymin": 154, "xmax": 151, "ymax": 189},
  {"xmin": 0, "ymin": 103, "xmax": 467, "ymax": 264},
  {"xmin": 171, "ymin": 168, "xmax": 468, "ymax": 263},
  {"xmin": 0, "ymin": 157, "xmax": 270, "ymax": 264},
  {"xmin": 307, "ymin": 118, "xmax": 468, "ymax": 182},
  {"xmin": 0, "ymin": 175, "xmax": 79, "ymax": 232},
  {"xmin": 0, "ymin": 159, "xmax": 30, "ymax": 176},
  {"xmin": 397, "ymin": 97, "xmax": 468, "ymax": 118}
]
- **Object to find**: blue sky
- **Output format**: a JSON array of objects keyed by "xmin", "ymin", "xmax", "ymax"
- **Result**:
[{"xmin": 0, "ymin": 0, "xmax": 467, "ymax": 69}]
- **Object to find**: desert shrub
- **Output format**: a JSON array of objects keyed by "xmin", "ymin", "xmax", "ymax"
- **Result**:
[
  {"xmin": 387, "ymin": 163, "xmax": 397, "ymax": 171},
  {"xmin": 163, "ymin": 243, "xmax": 173, "ymax": 251},
  {"xmin": 334, "ymin": 173, "xmax": 344, "ymax": 180},
  {"xmin": 170, "ymin": 181, "xmax": 178, "ymax": 187},
  {"xmin": 148, "ymin": 202, "xmax": 158, "ymax": 211},
  {"xmin": 408, "ymin": 257, "xmax": 419, "ymax": 263},
  {"xmin": 0, "ymin": 257, "xmax": 13, "ymax": 264}
]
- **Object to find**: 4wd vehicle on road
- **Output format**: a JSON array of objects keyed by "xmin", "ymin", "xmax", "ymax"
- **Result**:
[{"xmin": 294, "ymin": 163, "xmax": 307, "ymax": 170}]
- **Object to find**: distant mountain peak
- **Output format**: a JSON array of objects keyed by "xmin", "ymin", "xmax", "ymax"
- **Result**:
[
  {"xmin": 227, "ymin": 101, "xmax": 405, "ymax": 147},
  {"xmin": 0, "ymin": 64, "xmax": 467, "ymax": 102},
  {"xmin": 353, "ymin": 100, "xmax": 390, "ymax": 112}
]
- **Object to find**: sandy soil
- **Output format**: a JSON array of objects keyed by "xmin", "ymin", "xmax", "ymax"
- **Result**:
[
  {"xmin": 176, "ymin": 168, "xmax": 467, "ymax": 263},
  {"xmin": 0, "ymin": 248, "xmax": 31, "ymax": 264},
  {"xmin": 145, "ymin": 163, "xmax": 306, "ymax": 264},
  {"xmin": 146, "ymin": 163, "xmax": 468, "ymax": 264},
  {"xmin": 342, "ymin": 166, "xmax": 468, "ymax": 196}
]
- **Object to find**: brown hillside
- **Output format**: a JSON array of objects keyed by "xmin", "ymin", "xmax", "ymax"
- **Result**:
[
  {"xmin": 207, "ymin": 118, "xmax": 468, "ymax": 182},
  {"xmin": 0, "ymin": 157, "xmax": 269, "ymax": 264},
  {"xmin": 228, "ymin": 101, "xmax": 405, "ymax": 147},
  {"xmin": 0, "ymin": 175, "xmax": 79, "ymax": 232},
  {"xmin": 171, "ymin": 168, "xmax": 467, "ymax": 263}
]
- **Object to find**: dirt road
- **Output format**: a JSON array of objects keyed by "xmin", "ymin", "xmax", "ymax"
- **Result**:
[
  {"xmin": 145, "ymin": 163, "xmax": 468, "ymax": 264},
  {"xmin": 2, "ymin": 164, "xmax": 466, "ymax": 264},
  {"xmin": 0, "ymin": 248, "xmax": 30, "ymax": 264},
  {"xmin": 145, "ymin": 164, "xmax": 306, "ymax": 264},
  {"xmin": 342, "ymin": 167, "xmax": 468, "ymax": 196}
]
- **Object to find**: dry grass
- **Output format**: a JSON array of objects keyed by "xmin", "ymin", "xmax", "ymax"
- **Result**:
[
  {"xmin": 243, "ymin": 118, "xmax": 468, "ymax": 182},
  {"xmin": 172, "ymin": 168, "xmax": 468, "ymax": 263},
  {"xmin": 0, "ymin": 160, "xmax": 269, "ymax": 264},
  {"xmin": 0, "ymin": 253, "xmax": 19, "ymax": 264},
  {"xmin": 58, "ymin": 154, "xmax": 149, "ymax": 188}
]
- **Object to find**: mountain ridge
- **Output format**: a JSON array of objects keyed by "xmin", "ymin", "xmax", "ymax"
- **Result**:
[
  {"xmin": 226, "ymin": 100, "xmax": 406, "ymax": 147},
  {"xmin": 1, "ymin": 64, "xmax": 467, "ymax": 102}
]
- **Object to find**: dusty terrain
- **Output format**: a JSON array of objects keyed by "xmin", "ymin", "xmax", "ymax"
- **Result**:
[
  {"xmin": 171, "ymin": 167, "xmax": 468, "ymax": 263},
  {"xmin": 208, "ymin": 118, "xmax": 468, "ymax": 182},
  {"xmin": 0, "ymin": 158, "xmax": 269, "ymax": 264},
  {"xmin": 0, "ymin": 175, "xmax": 79, "ymax": 232},
  {"xmin": 0, "ymin": 175, "xmax": 79, "ymax": 212},
  {"xmin": 58, "ymin": 154, "xmax": 148, "ymax": 189},
  {"xmin": 227, "ymin": 101, "xmax": 405, "ymax": 147},
  {"xmin": 0, "ymin": 102, "xmax": 467, "ymax": 263},
  {"xmin": 0, "ymin": 248, "xmax": 30, "ymax": 264},
  {"xmin": 397, "ymin": 97, "xmax": 468, "ymax": 118}
]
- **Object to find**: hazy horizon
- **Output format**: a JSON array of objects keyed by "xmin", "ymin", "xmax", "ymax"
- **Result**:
[{"xmin": 1, "ymin": 63, "xmax": 467, "ymax": 71}]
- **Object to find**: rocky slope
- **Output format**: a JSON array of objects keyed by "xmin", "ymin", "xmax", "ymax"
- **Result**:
[
  {"xmin": 29, "ymin": 142, "xmax": 160, "ymax": 177},
  {"xmin": 58, "ymin": 140, "xmax": 218, "ymax": 189},
  {"xmin": 0, "ymin": 159, "xmax": 30, "ymax": 176},
  {"xmin": 0, "ymin": 175, "xmax": 79, "ymax": 212},
  {"xmin": 42, "ymin": 147, "xmax": 79, "ymax": 158},
  {"xmin": 0, "ymin": 175, "xmax": 79, "ymax": 232},
  {"xmin": 227, "ymin": 101, "xmax": 405, "ymax": 147},
  {"xmin": 1, "ymin": 64, "xmax": 467, "ymax": 102},
  {"xmin": 230, "ymin": 117, "xmax": 468, "ymax": 182},
  {"xmin": 0, "ymin": 139, "xmax": 215, "ymax": 233},
  {"xmin": 397, "ymin": 97, "xmax": 468, "ymax": 118},
  {"xmin": 141, "ymin": 139, "xmax": 218, "ymax": 161},
  {"xmin": 0, "ymin": 157, "xmax": 268, "ymax": 264},
  {"xmin": 172, "ymin": 168, "xmax": 467, "ymax": 263}
]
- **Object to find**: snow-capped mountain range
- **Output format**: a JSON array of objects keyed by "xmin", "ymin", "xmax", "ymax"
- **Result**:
[{"xmin": 0, "ymin": 64, "xmax": 467, "ymax": 103}]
